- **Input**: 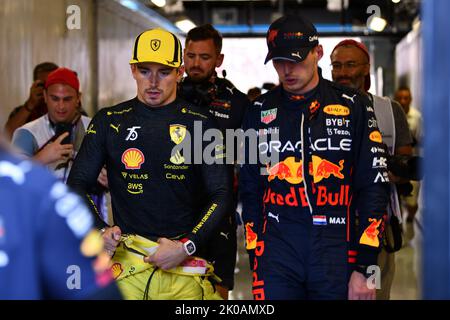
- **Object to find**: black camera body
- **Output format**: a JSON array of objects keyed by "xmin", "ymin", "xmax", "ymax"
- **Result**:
[
  {"xmin": 53, "ymin": 122, "xmax": 72, "ymax": 145},
  {"xmin": 388, "ymin": 154, "xmax": 423, "ymax": 197},
  {"xmin": 387, "ymin": 154, "xmax": 422, "ymax": 181},
  {"xmin": 178, "ymin": 77, "xmax": 217, "ymax": 108}
]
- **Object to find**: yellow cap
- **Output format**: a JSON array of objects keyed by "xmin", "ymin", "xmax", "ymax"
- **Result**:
[{"xmin": 130, "ymin": 28, "xmax": 182, "ymax": 68}]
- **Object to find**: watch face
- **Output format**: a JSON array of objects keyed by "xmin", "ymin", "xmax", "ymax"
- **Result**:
[{"xmin": 186, "ymin": 242, "xmax": 195, "ymax": 254}]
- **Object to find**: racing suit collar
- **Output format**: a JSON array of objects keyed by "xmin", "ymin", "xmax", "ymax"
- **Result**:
[
  {"xmin": 133, "ymin": 96, "xmax": 179, "ymax": 116},
  {"xmin": 281, "ymin": 85, "xmax": 318, "ymax": 110}
]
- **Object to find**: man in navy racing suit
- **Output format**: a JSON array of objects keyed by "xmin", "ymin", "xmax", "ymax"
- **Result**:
[
  {"xmin": 239, "ymin": 14, "xmax": 390, "ymax": 300},
  {"xmin": 0, "ymin": 138, "xmax": 119, "ymax": 299}
]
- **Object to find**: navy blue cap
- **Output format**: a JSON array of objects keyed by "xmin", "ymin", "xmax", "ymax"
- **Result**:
[{"xmin": 265, "ymin": 15, "xmax": 319, "ymax": 64}]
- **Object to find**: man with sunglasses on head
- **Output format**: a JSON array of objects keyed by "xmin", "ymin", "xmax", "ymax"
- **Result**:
[{"xmin": 331, "ymin": 39, "xmax": 413, "ymax": 300}]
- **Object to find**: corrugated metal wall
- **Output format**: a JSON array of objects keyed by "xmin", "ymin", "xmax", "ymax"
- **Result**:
[
  {"xmin": 395, "ymin": 26, "xmax": 422, "ymax": 111},
  {"xmin": 96, "ymin": 0, "xmax": 165, "ymax": 108},
  {"xmin": 0, "ymin": 0, "xmax": 177, "ymax": 128},
  {"xmin": 0, "ymin": 0, "xmax": 95, "ymax": 126}
]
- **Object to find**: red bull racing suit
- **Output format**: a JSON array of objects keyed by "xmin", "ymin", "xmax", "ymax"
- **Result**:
[
  {"xmin": 67, "ymin": 97, "xmax": 231, "ymax": 299},
  {"xmin": 240, "ymin": 74, "xmax": 390, "ymax": 300}
]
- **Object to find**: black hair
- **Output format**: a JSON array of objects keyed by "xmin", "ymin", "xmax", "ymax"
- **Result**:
[
  {"xmin": 185, "ymin": 24, "xmax": 222, "ymax": 54},
  {"xmin": 396, "ymin": 85, "xmax": 411, "ymax": 93},
  {"xmin": 33, "ymin": 62, "xmax": 59, "ymax": 80}
]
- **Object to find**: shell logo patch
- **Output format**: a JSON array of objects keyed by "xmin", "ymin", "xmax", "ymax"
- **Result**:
[
  {"xmin": 111, "ymin": 263, "xmax": 124, "ymax": 279},
  {"xmin": 122, "ymin": 148, "xmax": 145, "ymax": 170}
]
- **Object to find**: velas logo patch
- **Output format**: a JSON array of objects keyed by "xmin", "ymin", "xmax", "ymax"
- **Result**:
[{"xmin": 261, "ymin": 108, "xmax": 277, "ymax": 124}]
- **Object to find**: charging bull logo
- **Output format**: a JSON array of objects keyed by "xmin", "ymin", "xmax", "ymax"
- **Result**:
[
  {"xmin": 266, "ymin": 156, "xmax": 344, "ymax": 184},
  {"xmin": 266, "ymin": 156, "xmax": 304, "ymax": 184},
  {"xmin": 267, "ymin": 29, "xmax": 279, "ymax": 47},
  {"xmin": 310, "ymin": 155, "xmax": 344, "ymax": 183},
  {"xmin": 245, "ymin": 222, "xmax": 258, "ymax": 250},
  {"xmin": 360, "ymin": 218, "xmax": 383, "ymax": 247}
]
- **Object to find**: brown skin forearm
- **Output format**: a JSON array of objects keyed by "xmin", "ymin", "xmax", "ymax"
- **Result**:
[{"xmin": 4, "ymin": 105, "xmax": 32, "ymax": 139}]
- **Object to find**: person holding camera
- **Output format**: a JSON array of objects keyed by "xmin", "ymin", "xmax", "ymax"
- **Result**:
[
  {"xmin": 4, "ymin": 62, "xmax": 59, "ymax": 139},
  {"xmin": 331, "ymin": 39, "xmax": 413, "ymax": 300},
  {"xmin": 11, "ymin": 68, "xmax": 91, "ymax": 181},
  {"xmin": 11, "ymin": 67, "xmax": 108, "ymax": 220},
  {"xmin": 178, "ymin": 24, "xmax": 250, "ymax": 299}
]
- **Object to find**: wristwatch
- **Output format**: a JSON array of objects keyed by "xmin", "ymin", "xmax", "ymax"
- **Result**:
[{"xmin": 182, "ymin": 240, "xmax": 196, "ymax": 256}]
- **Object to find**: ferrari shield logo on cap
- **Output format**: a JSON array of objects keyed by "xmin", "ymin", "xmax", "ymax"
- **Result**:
[
  {"xmin": 151, "ymin": 39, "xmax": 161, "ymax": 51},
  {"xmin": 170, "ymin": 124, "xmax": 187, "ymax": 145}
]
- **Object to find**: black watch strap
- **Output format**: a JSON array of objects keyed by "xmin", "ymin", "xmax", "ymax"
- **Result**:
[{"xmin": 354, "ymin": 265, "xmax": 371, "ymax": 278}]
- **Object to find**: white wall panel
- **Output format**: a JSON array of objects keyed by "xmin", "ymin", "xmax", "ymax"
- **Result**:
[
  {"xmin": 0, "ymin": 0, "xmax": 95, "ymax": 127},
  {"xmin": 395, "ymin": 25, "xmax": 423, "ymax": 111},
  {"xmin": 0, "ymin": 0, "xmax": 182, "ymax": 128}
]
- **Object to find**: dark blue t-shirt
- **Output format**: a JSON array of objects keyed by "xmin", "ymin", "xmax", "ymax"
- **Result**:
[{"xmin": 0, "ymin": 148, "xmax": 106, "ymax": 299}]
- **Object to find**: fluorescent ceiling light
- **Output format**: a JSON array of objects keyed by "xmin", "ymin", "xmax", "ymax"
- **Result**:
[
  {"xmin": 152, "ymin": 0, "xmax": 166, "ymax": 7},
  {"xmin": 120, "ymin": 0, "xmax": 139, "ymax": 12},
  {"xmin": 392, "ymin": 0, "xmax": 401, "ymax": 3},
  {"xmin": 175, "ymin": 19, "xmax": 196, "ymax": 33},
  {"xmin": 368, "ymin": 17, "xmax": 387, "ymax": 32}
]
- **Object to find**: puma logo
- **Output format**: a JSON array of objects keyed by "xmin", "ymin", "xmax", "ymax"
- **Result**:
[
  {"xmin": 220, "ymin": 232, "xmax": 229, "ymax": 240},
  {"xmin": 110, "ymin": 124, "xmax": 120, "ymax": 133},
  {"xmin": 291, "ymin": 52, "xmax": 302, "ymax": 59},
  {"xmin": 254, "ymin": 101, "xmax": 263, "ymax": 107},
  {"xmin": 342, "ymin": 94, "xmax": 357, "ymax": 103},
  {"xmin": 225, "ymin": 86, "xmax": 234, "ymax": 95},
  {"xmin": 268, "ymin": 212, "xmax": 279, "ymax": 223}
]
